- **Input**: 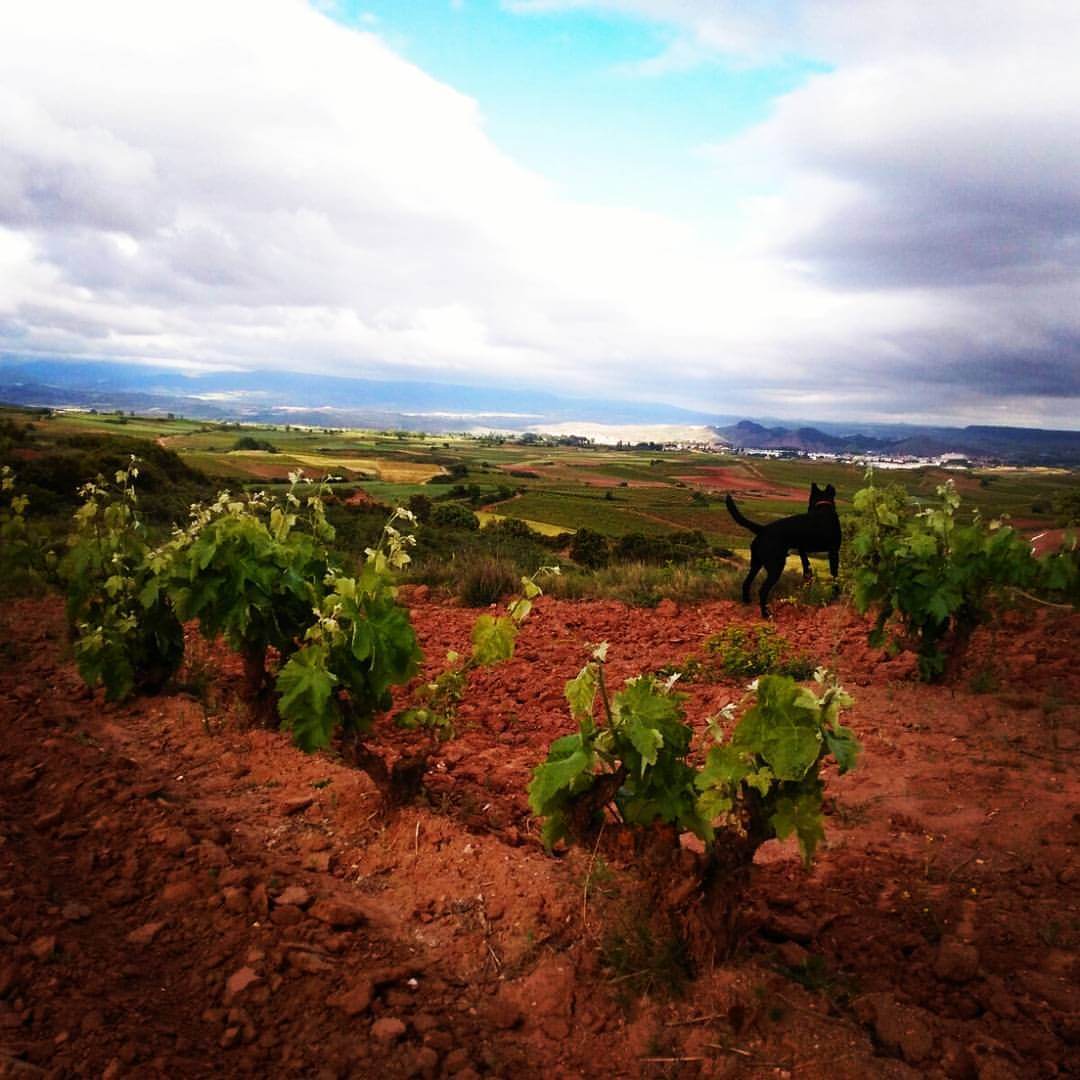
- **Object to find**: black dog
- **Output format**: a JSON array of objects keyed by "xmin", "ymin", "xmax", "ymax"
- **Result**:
[{"xmin": 725, "ymin": 483, "xmax": 841, "ymax": 618}]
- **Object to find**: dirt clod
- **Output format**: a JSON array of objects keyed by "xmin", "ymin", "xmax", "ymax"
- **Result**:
[
  {"xmin": 935, "ymin": 937, "xmax": 981, "ymax": 984},
  {"xmin": 370, "ymin": 1017, "xmax": 407, "ymax": 1044}
]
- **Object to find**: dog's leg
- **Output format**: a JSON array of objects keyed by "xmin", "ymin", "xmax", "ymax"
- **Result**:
[
  {"xmin": 741, "ymin": 548, "xmax": 761, "ymax": 605},
  {"xmin": 741, "ymin": 558, "xmax": 760, "ymax": 605},
  {"xmin": 799, "ymin": 549, "xmax": 812, "ymax": 581},
  {"xmin": 828, "ymin": 548, "xmax": 840, "ymax": 596},
  {"xmin": 759, "ymin": 562, "xmax": 783, "ymax": 619}
]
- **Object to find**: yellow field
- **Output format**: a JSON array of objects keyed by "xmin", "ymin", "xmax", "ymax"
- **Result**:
[
  {"xmin": 283, "ymin": 454, "xmax": 445, "ymax": 484},
  {"xmin": 475, "ymin": 511, "xmax": 570, "ymax": 537}
]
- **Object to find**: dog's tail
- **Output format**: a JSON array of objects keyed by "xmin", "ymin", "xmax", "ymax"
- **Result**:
[{"xmin": 725, "ymin": 493, "xmax": 762, "ymax": 535}]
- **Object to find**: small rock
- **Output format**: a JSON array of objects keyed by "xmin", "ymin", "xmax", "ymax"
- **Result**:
[
  {"xmin": 371, "ymin": 1017, "xmax": 407, "ymax": 1044},
  {"xmin": 309, "ymin": 898, "xmax": 370, "ymax": 929},
  {"xmin": 410, "ymin": 1046, "xmax": 439, "ymax": 1079},
  {"xmin": 655, "ymin": 598, "xmax": 679, "ymax": 618},
  {"xmin": 280, "ymin": 796, "xmax": 314, "ymax": 816},
  {"xmin": 250, "ymin": 883, "xmax": 270, "ymax": 917},
  {"xmin": 160, "ymin": 881, "xmax": 198, "ymax": 906},
  {"xmin": 327, "ymin": 979, "xmax": 374, "ymax": 1017},
  {"xmin": 225, "ymin": 967, "xmax": 261, "ymax": 1001},
  {"xmin": 222, "ymin": 888, "xmax": 249, "ymax": 915},
  {"xmin": 101, "ymin": 1059, "xmax": 123, "ymax": 1080},
  {"xmin": 220, "ymin": 1026, "xmax": 241, "ymax": 1049},
  {"xmin": 276, "ymin": 886, "xmax": 311, "ymax": 908},
  {"xmin": 197, "ymin": 842, "xmax": 230, "ymax": 868},
  {"xmin": 126, "ymin": 922, "xmax": 165, "ymax": 947},
  {"xmin": 442, "ymin": 1048, "xmax": 471, "ymax": 1074},
  {"xmin": 30, "ymin": 936, "xmax": 56, "ymax": 962},
  {"xmin": 287, "ymin": 950, "xmax": 333, "ymax": 974},
  {"xmin": 302, "ymin": 851, "xmax": 333, "ymax": 872},
  {"xmin": 934, "ymin": 938, "xmax": 980, "ymax": 984},
  {"xmin": 62, "ymin": 903, "xmax": 91, "ymax": 923},
  {"xmin": 776, "ymin": 941, "xmax": 810, "ymax": 968},
  {"xmin": 857, "ymin": 992, "xmax": 935, "ymax": 1064}
]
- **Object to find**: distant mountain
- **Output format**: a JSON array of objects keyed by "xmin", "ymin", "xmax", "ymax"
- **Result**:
[
  {"xmin": 2, "ymin": 357, "xmax": 1079, "ymax": 464},
  {"xmin": 715, "ymin": 420, "xmax": 897, "ymax": 454},
  {"xmin": 713, "ymin": 419, "xmax": 1080, "ymax": 464},
  {"xmin": 0, "ymin": 358, "xmax": 731, "ymax": 431}
]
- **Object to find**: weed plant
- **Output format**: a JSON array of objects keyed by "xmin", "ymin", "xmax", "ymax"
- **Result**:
[
  {"xmin": 705, "ymin": 626, "xmax": 816, "ymax": 680},
  {"xmin": 458, "ymin": 556, "xmax": 520, "ymax": 607}
]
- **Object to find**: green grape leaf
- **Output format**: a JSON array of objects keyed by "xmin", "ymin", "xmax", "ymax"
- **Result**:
[
  {"xmin": 506, "ymin": 597, "xmax": 532, "ymax": 624},
  {"xmin": 565, "ymin": 663, "xmax": 598, "ymax": 729},
  {"xmin": 744, "ymin": 766, "xmax": 776, "ymax": 796},
  {"xmin": 623, "ymin": 713, "xmax": 665, "ymax": 774},
  {"xmin": 731, "ymin": 675, "xmax": 822, "ymax": 781},
  {"xmin": 612, "ymin": 676, "xmax": 683, "ymax": 733},
  {"xmin": 694, "ymin": 745, "xmax": 750, "ymax": 793},
  {"xmin": 770, "ymin": 788, "xmax": 826, "ymax": 866},
  {"xmin": 824, "ymin": 724, "xmax": 861, "ymax": 774},
  {"xmin": 696, "ymin": 788, "xmax": 733, "ymax": 822},
  {"xmin": 471, "ymin": 614, "xmax": 517, "ymax": 665},
  {"xmin": 276, "ymin": 645, "xmax": 340, "ymax": 752},
  {"xmin": 527, "ymin": 746, "xmax": 594, "ymax": 816}
]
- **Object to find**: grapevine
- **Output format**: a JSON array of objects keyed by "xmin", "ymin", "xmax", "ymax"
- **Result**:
[
  {"xmin": 847, "ymin": 477, "xmax": 1075, "ymax": 679},
  {"xmin": 528, "ymin": 652, "xmax": 858, "ymax": 960},
  {"xmin": 0, "ymin": 466, "xmax": 43, "ymax": 595},
  {"xmin": 530, "ymin": 655, "xmax": 857, "ymax": 860},
  {"xmin": 62, "ymin": 458, "xmax": 184, "ymax": 701},
  {"xmin": 160, "ymin": 472, "xmax": 337, "ymax": 713}
]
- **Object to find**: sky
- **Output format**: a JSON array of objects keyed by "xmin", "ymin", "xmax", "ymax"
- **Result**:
[{"xmin": 1, "ymin": 0, "xmax": 1079, "ymax": 428}]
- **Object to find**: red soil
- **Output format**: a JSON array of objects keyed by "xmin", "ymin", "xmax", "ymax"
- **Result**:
[
  {"xmin": 674, "ymin": 468, "xmax": 807, "ymax": 502},
  {"xmin": 496, "ymin": 465, "xmax": 667, "ymax": 489},
  {"xmin": 1, "ymin": 596, "xmax": 1078, "ymax": 1078}
]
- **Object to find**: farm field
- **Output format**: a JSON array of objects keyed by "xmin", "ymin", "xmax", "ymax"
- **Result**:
[
  {"xmin": 5, "ymin": 407, "xmax": 1078, "ymax": 551},
  {"xmin": 1, "ymin": 594, "xmax": 1077, "ymax": 1078}
]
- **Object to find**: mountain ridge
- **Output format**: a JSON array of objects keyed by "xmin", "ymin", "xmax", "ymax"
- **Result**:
[{"xmin": 2, "ymin": 357, "xmax": 1079, "ymax": 464}]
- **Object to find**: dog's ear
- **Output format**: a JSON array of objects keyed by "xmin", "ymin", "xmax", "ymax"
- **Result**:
[
  {"xmin": 825, "ymin": 484, "xmax": 836, "ymax": 497},
  {"xmin": 811, "ymin": 482, "xmax": 820, "ymax": 494}
]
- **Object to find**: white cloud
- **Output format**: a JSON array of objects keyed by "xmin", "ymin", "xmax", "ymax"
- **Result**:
[{"xmin": 0, "ymin": 0, "xmax": 1077, "ymax": 427}]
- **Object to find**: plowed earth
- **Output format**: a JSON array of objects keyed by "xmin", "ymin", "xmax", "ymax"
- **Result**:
[
  {"xmin": 1, "ymin": 595, "xmax": 1078, "ymax": 1079},
  {"xmin": 672, "ymin": 469, "xmax": 806, "ymax": 502}
]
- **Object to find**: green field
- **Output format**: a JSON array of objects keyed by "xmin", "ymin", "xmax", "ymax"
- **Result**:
[{"xmin": 4, "ymin": 406, "xmax": 1078, "ymax": 548}]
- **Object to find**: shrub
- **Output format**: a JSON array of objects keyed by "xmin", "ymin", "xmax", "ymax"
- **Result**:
[
  {"xmin": 407, "ymin": 493, "xmax": 433, "ymax": 523},
  {"xmin": 430, "ymin": 503, "xmax": 480, "ymax": 530},
  {"xmin": 458, "ymin": 556, "xmax": 519, "ymax": 607},
  {"xmin": 232, "ymin": 436, "xmax": 278, "ymax": 452},
  {"xmin": 570, "ymin": 527, "xmax": 609, "ymax": 568}
]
